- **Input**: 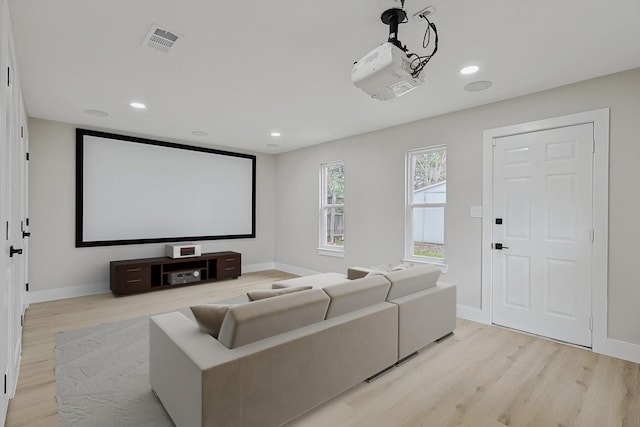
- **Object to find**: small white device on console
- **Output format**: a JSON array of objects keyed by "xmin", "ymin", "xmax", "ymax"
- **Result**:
[{"xmin": 165, "ymin": 244, "xmax": 202, "ymax": 259}]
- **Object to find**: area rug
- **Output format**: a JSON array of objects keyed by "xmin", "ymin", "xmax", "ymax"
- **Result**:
[{"xmin": 55, "ymin": 309, "xmax": 193, "ymax": 427}]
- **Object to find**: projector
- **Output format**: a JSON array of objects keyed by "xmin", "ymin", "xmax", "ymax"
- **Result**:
[{"xmin": 351, "ymin": 42, "xmax": 425, "ymax": 100}]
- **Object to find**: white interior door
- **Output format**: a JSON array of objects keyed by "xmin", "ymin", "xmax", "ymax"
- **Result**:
[
  {"xmin": 0, "ymin": 5, "xmax": 10, "ymax": 416},
  {"xmin": 1, "ymin": 3, "xmax": 28, "ymax": 420},
  {"xmin": 491, "ymin": 123, "xmax": 593, "ymax": 347},
  {"xmin": 8, "ymin": 79, "xmax": 23, "ymax": 388},
  {"xmin": 0, "ymin": 86, "xmax": 8, "ymax": 427}
]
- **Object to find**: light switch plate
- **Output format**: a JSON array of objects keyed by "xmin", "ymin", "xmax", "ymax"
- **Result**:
[{"xmin": 470, "ymin": 206, "xmax": 483, "ymax": 218}]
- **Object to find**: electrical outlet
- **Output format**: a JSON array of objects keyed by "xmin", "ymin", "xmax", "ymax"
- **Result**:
[{"xmin": 413, "ymin": 5, "xmax": 436, "ymax": 21}]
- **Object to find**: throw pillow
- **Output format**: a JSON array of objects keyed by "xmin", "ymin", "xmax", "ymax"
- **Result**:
[
  {"xmin": 392, "ymin": 262, "xmax": 414, "ymax": 271},
  {"xmin": 247, "ymin": 285, "xmax": 312, "ymax": 301},
  {"xmin": 366, "ymin": 264, "xmax": 392, "ymax": 277},
  {"xmin": 190, "ymin": 304, "xmax": 234, "ymax": 338}
]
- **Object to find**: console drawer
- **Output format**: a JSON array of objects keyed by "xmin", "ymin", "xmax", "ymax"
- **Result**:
[
  {"xmin": 217, "ymin": 255, "xmax": 241, "ymax": 279},
  {"xmin": 113, "ymin": 264, "xmax": 151, "ymax": 293}
]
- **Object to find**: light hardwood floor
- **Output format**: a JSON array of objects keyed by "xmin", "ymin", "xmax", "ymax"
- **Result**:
[{"xmin": 5, "ymin": 270, "xmax": 640, "ymax": 427}]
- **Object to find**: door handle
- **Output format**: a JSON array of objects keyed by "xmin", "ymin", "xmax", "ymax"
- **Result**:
[
  {"xmin": 10, "ymin": 246, "xmax": 23, "ymax": 257},
  {"xmin": 493, "ymin": 243, "xmax": 509, "ymax": 250},
  {"xmin": 22, "ymin": 231, "xmax": 31, "ymax": 238}
]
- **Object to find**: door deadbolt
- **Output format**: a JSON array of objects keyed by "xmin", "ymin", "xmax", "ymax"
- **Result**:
[{"xmin": 9, "ymin": 246, "xmax": 23, "ymax": 257}]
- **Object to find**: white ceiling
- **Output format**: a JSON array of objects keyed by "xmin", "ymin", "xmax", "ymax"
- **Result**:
[{"xmin": 8, "ymin": 0, "xmax": 640, "ymax": 154}]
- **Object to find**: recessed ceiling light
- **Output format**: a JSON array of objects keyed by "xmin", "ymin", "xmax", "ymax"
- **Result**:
[
  {"xmin": 270, "ymin": 132, "xmax": 281, "ymax": 137},
  {"xmin": 130, "ymin": 102, "xmax": 147, "ymax": 109},
  {"xmin": 266, "ymin": 143, "xmax": 280, "ymax": 148},
  {"xmin": 84, "ymin": 109, "xmax": 109, "ymax": 117},
  {"xmin": 191, "ymin": 130, "xmax": 208, "ymax": 137},
  {"xmin": 464, "ymin": 80, "xmax": 493, "ymax": 92},
  {"xmin": 460, "ymin": 65, "xmax": 479, "ymax": 75}
]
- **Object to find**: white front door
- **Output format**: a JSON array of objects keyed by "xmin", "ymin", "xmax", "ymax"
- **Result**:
[{"xmin": 491, "ymin": 123, "xmax": 593, "ymax": 347}]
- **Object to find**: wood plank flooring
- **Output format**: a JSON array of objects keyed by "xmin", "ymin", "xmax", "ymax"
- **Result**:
[{"xmin": 5, "ymin": 270, "xmax": 640, "ymax": 427}]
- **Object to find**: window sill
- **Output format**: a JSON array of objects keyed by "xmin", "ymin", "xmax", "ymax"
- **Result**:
[
  {"xmin": 403, "ymin": 258, "xmax": 448, "ymax": 274},
  {"xmin": 317, "ymin": 248, "xmax": 345, "ymax": 258}
]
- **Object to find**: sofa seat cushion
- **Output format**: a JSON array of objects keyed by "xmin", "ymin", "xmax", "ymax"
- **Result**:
[
  {"xmin": 384, "ymin": 265, "xmax": 441, "ymax": 300},
  {"xmin": 322, "ymin": 275, "xmax": 392, "ymax": 319},
  {"xmin": 272, "ymin": 272, "xmax": 349, "ymax": 289},
  {"xmin": 217, "ymin": 289, "xmax": 330, "ymax": 349}
]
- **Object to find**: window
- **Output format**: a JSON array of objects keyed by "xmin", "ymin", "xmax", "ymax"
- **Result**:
[
  {"xmin": 406, "ymin": 146, "xmax": 446, "ymax": 264},
  {"xmin": 319, "ymin": 161, "xmax": 345, "ymax": 255}
]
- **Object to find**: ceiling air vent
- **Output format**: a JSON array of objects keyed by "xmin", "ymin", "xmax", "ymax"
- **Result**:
[{"xmin": 143, "ymin": 24, "xmax": 180, "ymax": 53}]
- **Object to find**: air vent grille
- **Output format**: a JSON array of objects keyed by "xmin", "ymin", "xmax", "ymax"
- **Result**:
[{"xmin": 143, "ymin": 24, "xmax": 180, "ymax": 53}]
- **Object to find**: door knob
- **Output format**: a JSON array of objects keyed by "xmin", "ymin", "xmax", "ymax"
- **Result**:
[{"xmin": 10, "ymin": 246, "xmax": 23, "ymax": 257}]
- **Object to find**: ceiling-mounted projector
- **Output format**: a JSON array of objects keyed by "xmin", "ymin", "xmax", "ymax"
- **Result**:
[
  {"xmin": 351, "ymin": 42, "xmax": 425, "ymax": 100},
  {"xmin": 352, "ymin": 5, "xmax": 438, "ymax": 101}
]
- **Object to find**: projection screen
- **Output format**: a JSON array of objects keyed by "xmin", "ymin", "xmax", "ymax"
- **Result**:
[{"xmin": 76, "ymin": 129, "xmax": 256, "ymax": 247}]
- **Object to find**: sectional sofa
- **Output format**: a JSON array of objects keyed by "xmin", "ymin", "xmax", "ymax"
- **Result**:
[{"xmin": 149, "ymin": 265, "xmax": 456, "ymax": 427}]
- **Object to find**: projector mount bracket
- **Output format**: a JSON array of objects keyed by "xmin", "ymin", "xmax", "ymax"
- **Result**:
[{"xmin": 381, "ymin": 8, "xmax": 408, "ymax": 51}]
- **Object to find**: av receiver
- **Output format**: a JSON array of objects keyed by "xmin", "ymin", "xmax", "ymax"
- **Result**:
[{"xmin": 167, "ymin": 269, "xmax": 201, "ymax": 285}]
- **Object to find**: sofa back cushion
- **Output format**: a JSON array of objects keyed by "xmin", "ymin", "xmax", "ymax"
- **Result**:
[
  {"xmin": 322, "ymin": 275, "xmax": 391, "ymax": 319},
  {"xmin": 246, "ymin": 285, "xmax": 312, "ymax": 301},
  {"xmin": 271, "ymin": 272, "xmax": 349, "ymax": 289},
  {"xmin": 217, "ymin": 289, "xmax": 330, "ymax": 349},
  {"xmin": 385, "ymin": 265, "xmax": 441, "ymax": 300}
]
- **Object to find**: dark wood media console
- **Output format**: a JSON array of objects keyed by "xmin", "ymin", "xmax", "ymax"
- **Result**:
[{"xmin": 110, "ymin": 251, "xmax": 241, "ymax": 295}]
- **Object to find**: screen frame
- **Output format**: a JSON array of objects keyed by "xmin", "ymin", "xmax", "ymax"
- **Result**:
[{"xmin": 75, "ymin": 128, "xmax": 256, "ymax": 247}]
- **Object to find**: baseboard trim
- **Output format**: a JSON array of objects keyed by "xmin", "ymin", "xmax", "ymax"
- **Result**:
[
  {"xmin": 242, "ymin": 262, "xmax": 275, "ymax": 273},
  {"xmin": 27, "ymin": 283, "xmax": 110, "ymax": 304},
  {"xmin": 594, "ymin": 337, "xmax": 640, "ymax": 364},
  {"xmin": 456, "ymin": 304, "xmax": 490, "ymax": 324}
]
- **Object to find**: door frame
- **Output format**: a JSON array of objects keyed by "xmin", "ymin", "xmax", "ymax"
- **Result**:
[{"xmin": 481, "ymin": 108, "xmax": 609, "ymax": 353}]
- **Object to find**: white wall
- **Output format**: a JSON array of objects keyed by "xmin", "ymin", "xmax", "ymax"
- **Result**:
[
  {"xmin": 275, "ymin": 68, "xmax": 640, "ymax": 346},
  {"xmin": 28, "ymin": 118, "xmax": 277, "ymax": 301}
]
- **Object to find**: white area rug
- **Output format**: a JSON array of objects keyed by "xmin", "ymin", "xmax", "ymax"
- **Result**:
[{"xmin": 55, "ymin": 310, "xmax": 192, "ymax": 427}]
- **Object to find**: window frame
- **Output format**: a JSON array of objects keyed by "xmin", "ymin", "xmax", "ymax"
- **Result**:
[
  {"xmin": 405, "ymin": 146, "xmax": 447, "ymax": 266},
  {"xmin": 318, "ymin": 161, "xmax": 345, "ymax": 257}
]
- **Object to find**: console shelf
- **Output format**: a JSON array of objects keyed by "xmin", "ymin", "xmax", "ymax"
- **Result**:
[{"xmin": 110, "ymin": 251, "xmax": 241, "ymax": 295}]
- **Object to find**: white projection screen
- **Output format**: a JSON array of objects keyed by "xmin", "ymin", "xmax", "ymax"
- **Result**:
[{"xmin": 76, "ymin": 129, "xmax": 256, "ymax": 247}]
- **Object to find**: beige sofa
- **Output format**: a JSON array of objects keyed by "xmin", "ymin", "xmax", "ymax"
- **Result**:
[{"xmin": 149, "ymin": 266, "xmax": 455, "ymax": 427}]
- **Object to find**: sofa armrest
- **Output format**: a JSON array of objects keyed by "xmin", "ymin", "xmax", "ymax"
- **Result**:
[
  {"xmin": 347, "ymin": 267, "xmax": 371, "ymax": 280},
  {"xmin": 150, "ymin": 312, "xmax": 242, "ymax": 427},
  {"xmin": 389, "ymin": 282, "xmax": 456, "ymax": 359}
]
